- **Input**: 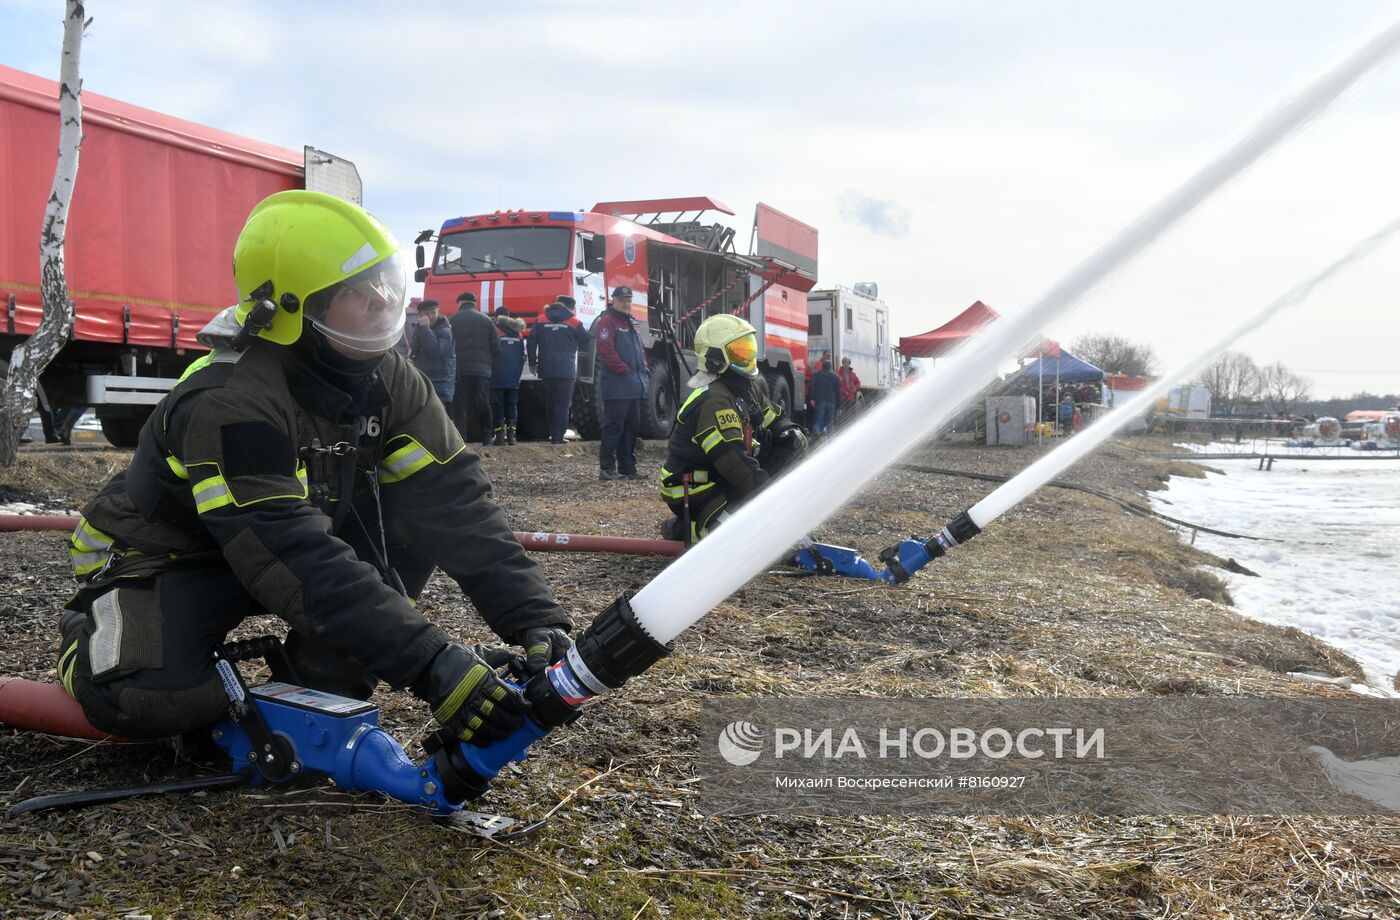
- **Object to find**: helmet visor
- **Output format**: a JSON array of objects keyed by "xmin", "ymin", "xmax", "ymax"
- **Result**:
[
  {"xmin": 309, "ymin": 251, "xmax": 408, "ymax": 355},
  {"xmin": 725, "ymin": 333, "xmax": 759, "ymax": 376}
]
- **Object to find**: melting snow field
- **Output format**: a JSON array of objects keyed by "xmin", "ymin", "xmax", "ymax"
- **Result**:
[{"xmin": 1151, "ymin": 444, "xmax": 1400, "ymax": 694}]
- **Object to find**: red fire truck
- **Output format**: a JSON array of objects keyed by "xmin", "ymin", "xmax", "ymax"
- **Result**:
[
  {"xmin": 0, "ymin": 64, "xmax": 361, "ymax": 446},
  {"xmin": 415, "ymin": 197, "xmax": 817, "ymax": 439}
]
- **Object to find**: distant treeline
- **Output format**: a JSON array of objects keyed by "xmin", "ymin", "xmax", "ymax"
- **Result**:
[{"xmin": 1296, "ymin": 392, "xmax": 1400, "ymax": 418}]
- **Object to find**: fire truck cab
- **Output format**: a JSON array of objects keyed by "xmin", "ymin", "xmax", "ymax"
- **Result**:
[{"xmin": 416, "ymin": 196, "xmax": 816, "ymax": 440}]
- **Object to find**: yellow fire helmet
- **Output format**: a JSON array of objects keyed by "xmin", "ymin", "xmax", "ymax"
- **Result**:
[
  {"xmin": 693, "ymin": 313, "xmax": 760, "ymax": 377},
  {"xmin": 232, "ymin": 190, "xmax": 407, "ymax": 352}
]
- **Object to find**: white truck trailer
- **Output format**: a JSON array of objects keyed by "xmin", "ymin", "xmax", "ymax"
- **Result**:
[
  {"xmin": 806, "ymin": 284, "xmax": 895, "ymax": 394},
  {"xmin": 1163, "ymin": 385, "xmax": 1213, "ymax": 419}
]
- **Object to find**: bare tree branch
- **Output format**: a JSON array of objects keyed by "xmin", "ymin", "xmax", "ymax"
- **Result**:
[
  {"xmin": 0, "ymin": 1, "xmax": 85, "ymax": 464},
  {"xmin": 1258, "ymin": 361, "xmax": 1312, "ymax": 417},
  {"xmin": 1194, "ymin": 351, "xmax": 1262, "ymax": 416},
  {"xmin": 1069, "ymin": 334, "xmax": 1157, "ymax": 377}
]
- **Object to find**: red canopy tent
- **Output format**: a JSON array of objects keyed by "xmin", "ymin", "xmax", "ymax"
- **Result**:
[
  {"xmin": 1020, "ymin": 336, "xmax": 1061, "ymax": 359},
  {"xmin": 898, "ymin": 301, "xmax": 999, "ymax": 358}
]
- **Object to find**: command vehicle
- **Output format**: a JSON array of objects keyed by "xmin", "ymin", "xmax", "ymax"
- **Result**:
[{"xmin": 805, "ymin": 283, "xmax": 896, "ymax": 395}]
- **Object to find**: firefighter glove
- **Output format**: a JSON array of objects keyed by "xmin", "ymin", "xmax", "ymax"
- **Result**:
[
  {"xmin": 415, "ymin": 643, "xmax": 530, "ymax": 747},
  {"xmin": 516, "ymin": 626, "xmax": 572, "ymax": 676},
  {"xmin": 776, "ymin": 424, "xmax": 808, "ymax": 455}
]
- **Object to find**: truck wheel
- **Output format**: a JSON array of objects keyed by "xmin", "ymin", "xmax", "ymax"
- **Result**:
[
  {"xmin": 99, "ymin": 411, "xmax": 149, "ymax": 448},
  {"xmin": 571, "ymin": 381, "xmax": 603, "ymax": 440},
  {"xmin": 763, "ymin": 370, "xmax": 792, "ymax": 417},
  {"xmin": 638, "ymin": 363, "xmax": 675, "ymax": 441}
]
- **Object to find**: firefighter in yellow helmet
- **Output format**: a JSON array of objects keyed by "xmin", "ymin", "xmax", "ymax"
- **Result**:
[
  {"xmin": 57, "ymin": 191, "xmax": 571, "ymax": 748},
  {"xmin": 659, "ymin": 314, "xmax": 807, "ymax": 542}
]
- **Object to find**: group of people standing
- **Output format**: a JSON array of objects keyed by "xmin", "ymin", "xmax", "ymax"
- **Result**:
[
  {"xmin": 401, "ymin": 286, "xmax": 650, "ymax": 482},
  {"xmin": 1047, "ymin": 382, "xmax": 1101, "ymax": 434},
  {"xmin": 1012, "ymin": 378, "xmax": 1102, "ymax": 436},
  {"xmin": 403, "ymin": 290, "xmax": 595, "ymax": 448},
  {"xmin": 404, "ymin": 283, "xmax": 818, "ymax": 542},
  {"xmin": 804, "ymin": 350, "xmax": 862, "ymax": 437}
]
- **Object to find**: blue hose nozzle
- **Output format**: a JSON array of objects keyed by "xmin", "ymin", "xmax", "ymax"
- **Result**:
[{"xmin": 791, "ymin": 542, "xmax": 885, "ymax": 580}]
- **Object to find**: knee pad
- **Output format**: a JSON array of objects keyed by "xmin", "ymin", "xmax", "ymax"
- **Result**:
[{"xmin": 58, "ymin": 585, "xmax": 230, "ymax": 738}]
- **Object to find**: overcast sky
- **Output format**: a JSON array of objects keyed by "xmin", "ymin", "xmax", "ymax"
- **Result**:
[{"xmin": 5, "ymin": 1, "xmax": 1400, "ymax": 397}]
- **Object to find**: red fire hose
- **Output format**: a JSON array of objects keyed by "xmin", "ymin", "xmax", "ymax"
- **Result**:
[
  {"xmin": 0, "ymin": 515, "xmax": 76, "ymax": 531},
  {"xmin": 512, "ymin": 530, "xmax": 683, "ymax": 556},
  {"xmin": 0, "ymin": 515, "xmax": 685, "ymax": 556},
  {"xmin": 0, "ymin": 676, "xmax": 126, "ymax": 742}
]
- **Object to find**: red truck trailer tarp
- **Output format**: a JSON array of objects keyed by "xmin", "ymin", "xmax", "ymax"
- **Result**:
[{"xmin": 0, "ymin": 64, "xmax": 303, "ymax": 351}]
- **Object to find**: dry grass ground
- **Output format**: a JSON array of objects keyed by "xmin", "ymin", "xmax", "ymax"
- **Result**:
[{"xmin": 1, "ymin": 435, "xmax": 1396, "ymax": 919}]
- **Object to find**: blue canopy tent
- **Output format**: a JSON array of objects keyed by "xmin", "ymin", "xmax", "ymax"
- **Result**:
[
  {"xmin": 1010, "ymin": 350, "xmax": 1106, "ymax": 383},
  {"xmin": 1006, "ymin": 349, "xmax": 1106, "ymax": 439}
]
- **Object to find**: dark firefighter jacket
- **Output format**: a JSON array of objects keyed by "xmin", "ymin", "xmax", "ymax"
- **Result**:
[
  {"xmin": 411, "ymin": 315, "xmax": 456, "ymax": 400},
  {"xmin": 660, "ymin": 374, "xmax": 793, "ymax": 504},
  {"xmin": 491, "ymin": 315, "xmax": 527, "ymax": 390},
  {"xmin": 67, "ymin": 339, "xmax": 569, "ymax": 692},
  {"xmin": 527, "ymin": 303, "xmax": 592, "ymax": 379},
  {"xmin": 448, "ymin": 305, "xmax": 500, "ymax": 378},
  {"xmin": 810, "ymin": 366, "xmax": 841, "ymax": 405},
  {"xmin": 593, "ymin": 308, "xmax": 649, "ymax": 400}
]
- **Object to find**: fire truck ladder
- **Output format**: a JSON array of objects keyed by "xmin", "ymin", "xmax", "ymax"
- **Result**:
[{"xmin": 677, "ymin": 270, "xmax": 749, "ymax": 326}]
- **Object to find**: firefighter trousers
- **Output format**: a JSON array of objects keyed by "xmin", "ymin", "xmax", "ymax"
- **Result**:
[
  {"xmin": 663, "ymin": 484, "xmax": 739, "ymax": 543},
  {"xmin": 600, "ymin": 399, "xmax": 640, "ymax": 474},
  {"xmin": 543, "ymin": 378, "xmax": 575, "ymax": 444},
  {"xmin": 57, "ymin": 556, "xmax": 433, "ymax": 739},
  {"xmin": 491, "ymin": 388, "xmax": 520, "ymax": 433}
]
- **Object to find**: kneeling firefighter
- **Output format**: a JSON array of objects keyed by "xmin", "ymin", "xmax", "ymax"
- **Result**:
[
  {"xmin": 56, "ymin": 190, "xmax": 573, "ymax": 749},
  {"xmin": 659, "ymin": 315, "xmax": 807, "ymax": 541}
]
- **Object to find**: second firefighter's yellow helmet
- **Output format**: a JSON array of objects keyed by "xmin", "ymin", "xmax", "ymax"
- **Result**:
[
  {"xmin": 694, "ymin": 314, "xmax": 759, "ymax": 377},
  {"xmin": 232, "ymin": 190, "xmax": 407, "ymax": 351}
]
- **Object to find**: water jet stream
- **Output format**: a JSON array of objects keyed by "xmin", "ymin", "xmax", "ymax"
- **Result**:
[
  {"xmin": 629, "ymin": 17, "xmax": 1400, "ymax": 645},
  {"xmin": 966, "ymin": 217, "xmax": 1400, "ymax": 530}
]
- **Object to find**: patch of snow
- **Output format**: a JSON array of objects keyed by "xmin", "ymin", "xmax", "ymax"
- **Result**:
[{"xmin": 1151, "ymin": 456, "xmax": 1400, "ymax": 695}]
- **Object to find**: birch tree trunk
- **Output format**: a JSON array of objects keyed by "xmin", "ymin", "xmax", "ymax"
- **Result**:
[{"xmin": 0, "ymin": 1, "xmax": 86, "ymax": 466}]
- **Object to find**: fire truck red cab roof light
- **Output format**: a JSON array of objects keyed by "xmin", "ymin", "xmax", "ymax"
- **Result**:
[{"xmin": 444, "ymin": 212, "xmax": 582, "ymax": 230}]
